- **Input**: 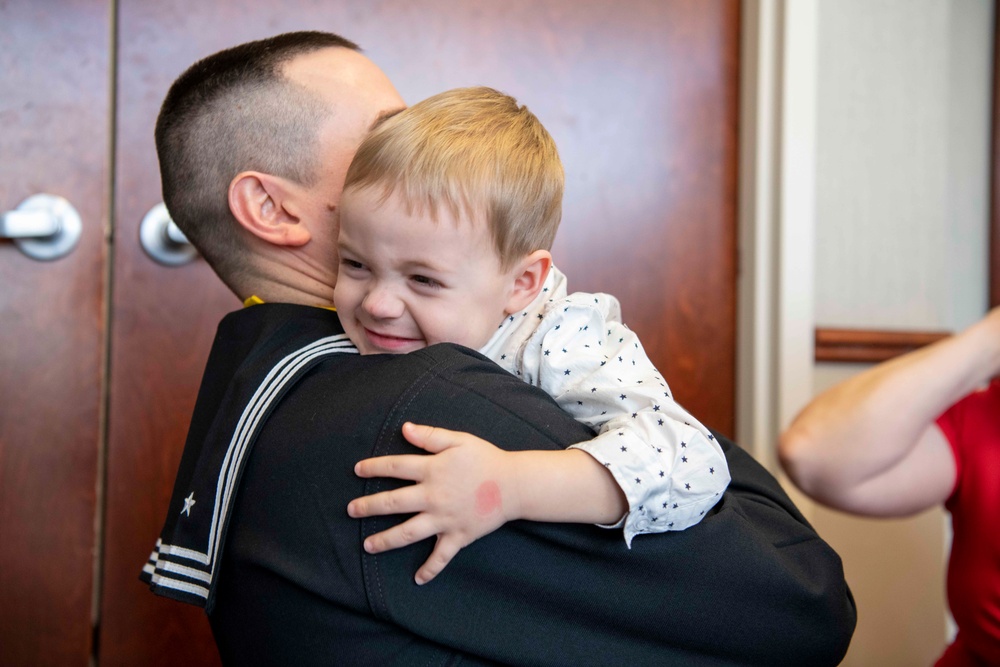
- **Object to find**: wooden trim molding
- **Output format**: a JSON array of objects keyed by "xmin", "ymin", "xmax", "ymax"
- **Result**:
[
  {"xmin": 815, "ymin": 328, "xmax": 951, "ymax": 363},
  {"xmin": 991, "ymin": 1, "xmax": 1000, "ymax": 308}
]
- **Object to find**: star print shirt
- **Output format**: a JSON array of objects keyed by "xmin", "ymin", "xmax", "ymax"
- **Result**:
[{"xmin": 479, "ymin": 267, "xmax": 730, "ymax": 545}]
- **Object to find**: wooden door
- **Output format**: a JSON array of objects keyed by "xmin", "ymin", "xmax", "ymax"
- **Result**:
[
  {"xmin": 0, "ymin": 2, "xmax": 111, "ymax": 665},
  {"xmin": 99, "ymin": 2, "xmax": 738, "ymax": 664}
]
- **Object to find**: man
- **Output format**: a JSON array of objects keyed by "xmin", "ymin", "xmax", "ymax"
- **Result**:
[
  {"xmin": 142, "ymin": 32, "xmax": 856, "ymax": 665},
  {"xmin": 780, "ymin": 306, "xmax": 1000, "ymax": 666}
]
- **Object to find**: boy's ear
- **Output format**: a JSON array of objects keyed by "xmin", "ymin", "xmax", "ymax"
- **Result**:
[
  {"xmin": 228, "ymin": 171, "xmax": 312, "ymax": 247},
  {"xmin": 505, "ymin": 250, "xmax": 552, "ymax": 314}
]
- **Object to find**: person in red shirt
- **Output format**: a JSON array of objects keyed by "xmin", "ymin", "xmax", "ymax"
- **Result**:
[
  {"xmin": 780, "ymin": 306, "xmax": 1000, "ymax": 665},
  {"xmin": 936, "ymin": 376, "xmax": 1000, "ymax": 666}
]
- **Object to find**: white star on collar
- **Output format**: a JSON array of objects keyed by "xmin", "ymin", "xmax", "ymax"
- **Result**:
[{"xmin": 181, "ymin": 492, "xmax": 196, "ymax": 517}]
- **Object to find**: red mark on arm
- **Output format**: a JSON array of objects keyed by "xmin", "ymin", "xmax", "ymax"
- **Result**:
[{"xmin": 475, "ymin": 481, "xmax": 502, "ymax": 517}]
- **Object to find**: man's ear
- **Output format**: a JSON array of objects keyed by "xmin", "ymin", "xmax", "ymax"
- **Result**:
[
  {"xmin": 229, "ymin": 171, "xmax": 312, "ymax": 247},
  {"xmin": 504, "ymin": 250, "xmax": 552, "ymax": 314}
]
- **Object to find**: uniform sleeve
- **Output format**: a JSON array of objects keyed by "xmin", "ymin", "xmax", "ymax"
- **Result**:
[{"xmin": 516, "ymin": 291, "xmax": 731, "ymax": 545}]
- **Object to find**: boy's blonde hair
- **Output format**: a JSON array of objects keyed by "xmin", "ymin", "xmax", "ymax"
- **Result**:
[{"xmin": 344, "ymin": 86, "xmax": 564, "ymax": 269}]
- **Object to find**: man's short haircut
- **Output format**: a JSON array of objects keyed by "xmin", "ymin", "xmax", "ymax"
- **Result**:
[
  {"xmin": 344, "ymin": 87, "xmax": 564, "ymax": 270},
  {"xmin": 155, "ymin": 31, "xmax": 359, "ymax": 283}
]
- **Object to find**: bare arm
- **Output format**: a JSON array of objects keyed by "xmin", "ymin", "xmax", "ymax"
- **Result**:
[{"xmin": 779, "ymin": 307, "xmax": 1000, "ymax": 516}]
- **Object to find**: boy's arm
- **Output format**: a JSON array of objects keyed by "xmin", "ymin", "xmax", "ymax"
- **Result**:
[
  {"xmin": 349, "ymin": 293, "xmax": 731, "ymax": 581},
  {"xmin": 519, "ymin": 292, "xmax": 731, "ymax": 542},
  {"xmin": 350, "ymin": 422, "xmax": 626, "ymax": 584},
  {"xmin": 779, "ymin": 306, "xmax": 1000, "ymax": 516}
]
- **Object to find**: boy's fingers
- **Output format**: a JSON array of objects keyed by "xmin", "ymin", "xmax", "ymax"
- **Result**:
[
  {"xmin": 415, "ymin": 537, "xmax": 462, "ymax": 585},
  {"xmin": 402, "ymin": 422, "xmax": 465, "ymax": 453},
  {"xmin": 363, "ymin": 515, "xmax": 437, "ymax": 554},
  {"xmin": 403, "ymin": 422, "xmax": 488, "ymax": 453},
  {"xmin": 347, "ymin": 485, "xmax": 427, "ymax": 518},
  {"xmin": 355, "ymin": 454, "xmax": 425, "ymax": 480}
]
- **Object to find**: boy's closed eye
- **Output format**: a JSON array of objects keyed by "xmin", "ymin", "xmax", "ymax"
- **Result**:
[
  {"xmin": 341, "ymin": 258, "xmax": 367, "ymax": 272},
  {"xmin": 411, "ymin": 274, "xmax": 443, "ymax": 289}
]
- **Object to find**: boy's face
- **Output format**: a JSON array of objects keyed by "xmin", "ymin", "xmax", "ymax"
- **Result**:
[{"xmin": 335, "ymin": 187, "xmax": 520, "ymax": 355}]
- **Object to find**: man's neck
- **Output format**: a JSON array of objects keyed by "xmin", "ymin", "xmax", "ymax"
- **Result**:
[
  {"xmin": 240, "ymin": 282, "xmax": 335, "ymax": 307},
  {"xmin": 233, "ymin": 258, "xmax": 336, "ymax": 308}
]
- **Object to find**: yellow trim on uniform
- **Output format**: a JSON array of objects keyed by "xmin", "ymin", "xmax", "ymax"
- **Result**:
[{"xmin": 243, "ymin": 295, "xmax": 336, "ymax": 312}]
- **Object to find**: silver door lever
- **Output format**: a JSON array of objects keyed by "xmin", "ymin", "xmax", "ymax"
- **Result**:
[
  {"xmin": 140, "ymin": 203, "xmax": 197, "ymax": 266},
  {"xmin": 0, "ymin": 194, "xmax": 82, "ymax": 261}
]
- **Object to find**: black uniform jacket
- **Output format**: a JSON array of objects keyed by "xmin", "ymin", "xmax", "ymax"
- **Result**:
[{"xmin": 142, "ymin": 304, "xmax": 855, "ymax": 666}]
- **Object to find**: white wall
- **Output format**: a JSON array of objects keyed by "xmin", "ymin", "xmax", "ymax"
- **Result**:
[
  {"xmin": 740, "ymin": 1, "xmax": 994, "ymax": 664},
  {"xmin": 814, "ymin": 0, "xmax": 991, "ymax": 331}
]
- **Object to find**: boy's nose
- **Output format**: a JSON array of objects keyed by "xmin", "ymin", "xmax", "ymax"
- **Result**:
[{"xmin": 361, "ymin": 285, "xmax": 404, "ymax": 320}]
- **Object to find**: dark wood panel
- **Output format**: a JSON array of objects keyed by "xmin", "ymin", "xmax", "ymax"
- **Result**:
[
  {"xmin": 103, "ymin": 2, "xmax": 739, "ymax": 664},
  {"xmin": 0, "ymin": 1, "xmax": 111, "ymax": 664},
  {"xmin": 365, "ymin": 0, "xmax": 741, "ymax": 435},
  {"xmin": 815, "ymin": 328, "xmax": 951, "ymax": 363}
]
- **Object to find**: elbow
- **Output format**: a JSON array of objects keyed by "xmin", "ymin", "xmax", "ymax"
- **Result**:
[
  {"xmin": 777, "ymin": 425, "xmax": 806, "ymax": 474},
  {"xmin": 777, "ymin": 422, "xmax": 823, "ymax": 497}
]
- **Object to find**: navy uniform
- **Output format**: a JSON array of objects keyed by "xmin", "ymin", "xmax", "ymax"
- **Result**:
[{"xmin": 142, "ymin": 304, "xmax": 855, "ymax": 666}]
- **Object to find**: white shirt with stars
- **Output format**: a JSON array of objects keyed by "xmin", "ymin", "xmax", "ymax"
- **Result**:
[{"xmin": 479, "ymin": 266, "xmax": 731, "ymax": 546}]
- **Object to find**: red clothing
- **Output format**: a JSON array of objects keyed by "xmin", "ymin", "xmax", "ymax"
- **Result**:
[{"xmin": 936, "ymin": 379, "xmax": 1000, "ymax": 667}]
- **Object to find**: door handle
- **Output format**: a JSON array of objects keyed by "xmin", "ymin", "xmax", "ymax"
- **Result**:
[
  {"xmin": 140, "ymin": 203, "xmax": 198, "ymax": 266},
  {"xmin": 0, "ymin": 194, "xmax": 82, "ymax": 261}
]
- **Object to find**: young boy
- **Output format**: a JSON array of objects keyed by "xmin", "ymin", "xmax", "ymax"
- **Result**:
[{"xmin": 340, "ymin": 87, "xmax": 730, "ymax": 584}]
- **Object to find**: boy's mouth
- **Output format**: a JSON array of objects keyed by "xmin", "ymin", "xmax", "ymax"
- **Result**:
[{"xmin": 363, "ymin": 327, "xmax": 423, "ymax": 353}]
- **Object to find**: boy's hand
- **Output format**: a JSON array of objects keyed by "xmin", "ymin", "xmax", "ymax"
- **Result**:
[{"xmin": 347, "ymin": 422, "xmax": 521, "ymax": 585}]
